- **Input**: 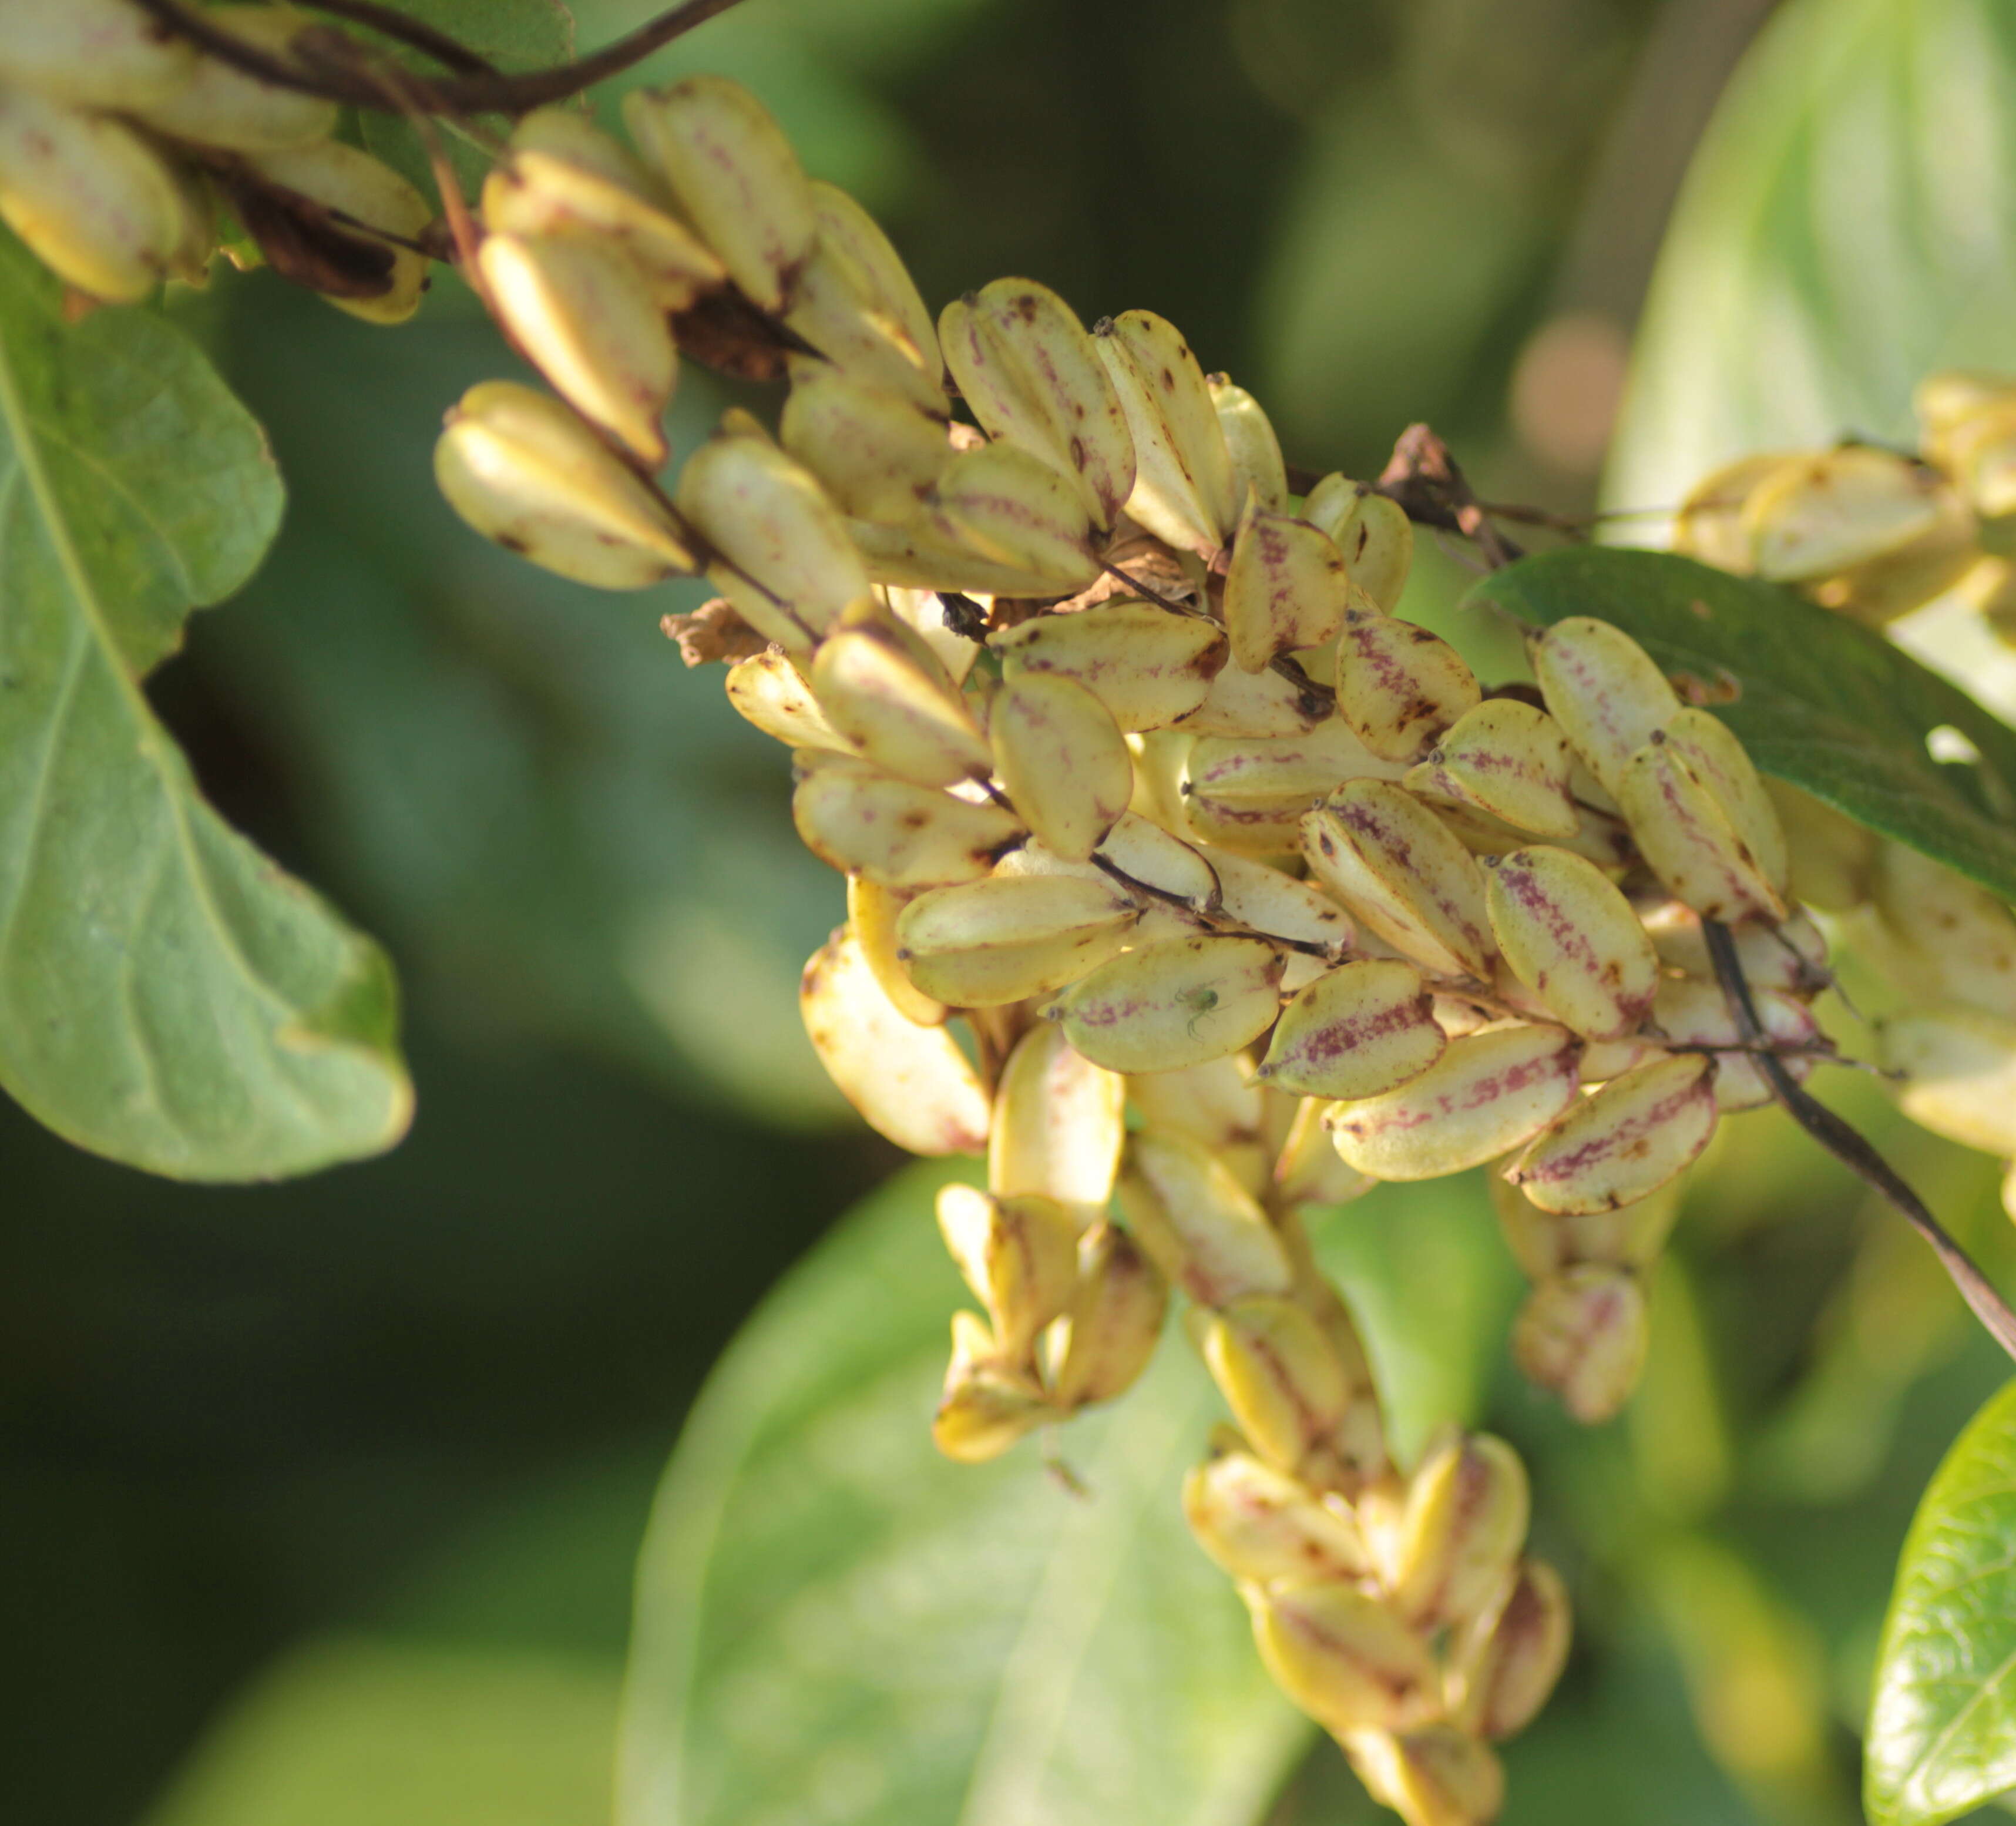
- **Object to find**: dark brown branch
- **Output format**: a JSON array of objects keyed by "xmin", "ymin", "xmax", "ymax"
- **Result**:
[
  {"xmin": 1703, "ymin": 918, "xmax": 2016, "ymax": 1364},
  {"xmin": 297, "ymin": 0, "xmax": 499, "ymax": 73}
]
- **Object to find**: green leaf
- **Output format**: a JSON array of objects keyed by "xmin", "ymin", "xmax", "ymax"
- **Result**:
[
  {"xmin": 0, "ymin": 230, "xmax": 410, "ymax": 1178},
  {"xmin": 1468, "ymin": 546, "xmax": 2016, "ymax": 902},
  {"xmin": 618, "ymin": 1160, "xmax": 1313, "ymax": 1826},
  {"xmin": 1866, "ymin": 1378, "xmax": 2016, "ymax": 1826}
]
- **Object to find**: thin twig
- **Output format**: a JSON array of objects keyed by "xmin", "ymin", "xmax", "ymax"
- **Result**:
[
  {"xmin": 1375, "ymin": 424, "xmax": 1524, "ymax": 570},
  {"xmin": 1703, "ymin": 918, "xmax": 2016, "ymax": 1363},
  {"xmin": 297, "ymin": 0, "xmax": 499, "ymax": 73}
]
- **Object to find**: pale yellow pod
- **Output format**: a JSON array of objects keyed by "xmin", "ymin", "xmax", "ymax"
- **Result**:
[
  {"xmin": 1258, "ymin": 959, "xmax": 1445, "ymax": 1101},
  {"xmin": 1222, "ymin": 499, "xmax": 1351, "ymax": 673},
  {"xmin": 676, "ymin": 424, "xmax": 872, "ymax": 653},
  {"xmin": 1120, "ymin": 1132, "xmax": 1293, "ymax": 1305},
  {"xmin": 1184, "ymin": 720, "xmax": 1407, "ymax": 854},
  {"xmin": 1097, "ymin": 810, "xmax": 1222, "ymax": 909},
  {"xmin": 1171, "ymin": 657, "xmax": 1333, "ymax": 737},
  {"xmin": 1512, "ymin": 1264, "xmax": 1647, "ymax": 1423},
  {"xmin": 0, "ymin": 88, "xmax": 196, "ymax": 302},
  {"xmin": 726, "ymin": 649, "xmax": 848, "ymax": 753},
  {"xmin": 1530, "ymin": 615, "xmax": 1681, "ymax": 798},
  {"xmin": 1648, "ymin": 976, "xmax": 1818, "ymax": 1110},
  {"xmin": 1184, "ymin": 1435, "xmax": 1371, "ymax": 1585},
  {"xmin": 933, "ymin": 1311, "xmax": 1050, "ymax": 1462},
  {"xmin": 1425, "ymin": 792, "xmax": 1635, "ymax": 874},
  {"xmin": 1245, "ymin": 1582, "xmax": 1444, "ymax": 1736},
  {"xmin": 1658, "ymin": 708, "xmax": 1789, "ymax": 898},
  {"xmin": 795, "ymin": 180, "xmax": 943, "ymax": 405},
  {"xmin": 936, "ymin": 1183, "xmax": 1081, "ymax": 1360},
  {"xmin": 994, "ymin": 599, "xmax": 1228, "ymax": 731},
  {"xmin": 1301, "ymin": 475, "xmax": 1415, "ymax": 613},
  {"xmin": 433, "ymin": 381, "xmax": 695, "ymax": 588},
  {"xmin": 1743, "ymin": 444, "xmax": 1956, "ymax": 582},
  {"xmin": 1127, "ymin": 1055, "xmax": 1265, "ymax": 1154},
  {"xmin": 799, "ymin": 927, "xmax": 990, "ymax": 1154},
  {"xmin": 1045, "ymin": 1221, "xmax": 1168, "ymax": 1408},
  {"xmin": 247, "ymin": 139, "xmax": 431, "ymax": 323},
  {"xmin": 1870, "ymin": 842, "xmax": 2016, "ymax": 1021},
  {"xmin": 1637, "ymin": 898, "xmax": 1829, "ymax": 995},
  {"xmin": 1483, "ymin": 847, "xmax": 1658, "ymax": 1042},
  {"xmin": 1881, "ymin": 1004, "xmax": 2016, "ymax": 1154},
  {"xmin": 1209, "ymin": 377, "xmax": 1289, "ymax": 514},
  {"xmin": 1488, "ymin": 1174, "xmax": 1681, "ymax": 1280},
  {"xmin": 1615, "ymin": 733, "xmax": 1787, "ymax": 924},
  {"xmin": 780, "ymin": 364, "xmax": 950, "ymax": 522},
  {"xmin": 894, "ymin": 873, "xmax": 1137, "ymax": 1005},
  {"xmin": 1669, "ymin": 452, "xmax": 1800, "ymax": 572},
  {"xmin": 1342, "ymin": 1727, "xmax": 1506, "ymax": 1826},
  {"xmin": 792, "ymin": 761, "xmax": 1020, "ymax": 887},
  {"xmin": 1403, "ymin": 697, "xmax": 1578, "ymax": 840},
  {"xmin": 925, "ymin": 441, "xmax": 1103, "ymax": 596},
  {"xmin": 1917, "ymin": 369, "xmax": 2016, "ymax": 441},
  {"xmin": 989, "ymin": 670, "xmax": 1134, "ymax": 862},
  {"xmin": 1201, "ymin": 846, "xmax": 1355, "ymax": 958},
  {"xmin": 478, "ymin": 232, "xmax": 676, "ymax": 465},
  {"xmin": 1202, "ymin": 1295, "xmax": 1353, "ymax": 1471},
  {"xmin": 883, "ymin": 585, "xmax": 980, "ymax": 687},
  {"xmin": 1451, "ymin": 1559, "xmax": 1573, "ymax": 1741},
  {"xmin": 938, "ymin": 280, "xmax": 1135, "ymax": 529},
  {"xmin": 132, "ymin": 6, "xmax": 338, "ymax": 149},
  {"xmin": 1939, "ymin": 404, "xmax": 2016, "ymax": 538},
  {"xmin": 1385, "ymin": 1432, "xmax": 1529, "ymax": 1630},
  {"xmin": 809, "ymin": 602, "xmax": 991, "ymax": 787},
  {"xmin": 1335, "ymin": 607, "xmax": 1481, "ymax": 764},
  {"xmin": 1325, "ymin": 1023, "xmax": 1582, "ymax": 1180},
  {"xmin": 622, "ymin": 75, "xmax": 815, "ymax": 313},
  {"xmin": 1049, "ymin": 935, "xmax": 1285, "ymax": 1074},
  {"xmin": 1093, "ymin": 308, "xmax": 1240, "ymax": 554},
  {"xmin": 989, "ymin": 1022, "xmax": 1126, "ymax": 1220},
  {"xmin": 0, "ymin": 0, "xmax": 194, "ymax": 106},
  {"xmin": 1275, "ymin": 1096, "xmax": 1379, "ymax": 1209},
  {"xmin": 846, "ymin": 875, "xmax": 945, "ymax": 1026},
  {"xmin": 1507, "ymin": 1054, "xmax": 1718, "ymax": 1215},
  {"xmin": 1302, "ymin": 781, "xmax": 1495, "ymax": 980}
]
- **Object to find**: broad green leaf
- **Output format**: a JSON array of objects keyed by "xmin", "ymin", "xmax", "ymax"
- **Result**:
[
  {"xmin": 618, "ymin": 1161, "xmax": 1312, "ymax": 1826},
  {"xmin": 0, "ymin": 230, "xmax": 410, "ymax": 1177},
  {"xmin": 1867, "ymin": 1378, "xmax": 2016, "ymax": 1826},
  {"xmin": 1469, "ymin": 546, "xmax": 2016, "ymax": 902}
]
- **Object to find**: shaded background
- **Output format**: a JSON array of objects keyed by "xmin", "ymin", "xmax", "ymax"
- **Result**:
[{"xmin": 7, "ymin": 0, "xmax": 2015, "ymax": 1821}]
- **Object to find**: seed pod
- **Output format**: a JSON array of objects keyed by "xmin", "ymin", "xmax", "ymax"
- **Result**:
[
  {"xmin": 780, "ymin": 365, "xmax": 950, "ymax": 522},
  {"xmin": 1326, "ymin": 1022, "xmax": 1582, "ymax": 1180},
  {"xmin": 0, "ymin": 0, "xmax": 194, "ymax": 107},
  {"xmin": 1636, "ymin": 898, "xmax": 1829, "ymax": 995},
  {"xmin": 0, "ymin": 89, "xmax": 198, "ymax": 303},
  {"xmin": 1451, "ymin": 1558, "xmax": 1573, "ymax": 1740},
  {"xmin": 882, "ymin": 585, "xmax": 980, "ymax": 687},
  {"xmin": 1302, "ymin": 781, "xmax": 1495, "ymax": 979},
  {"xmin": 1657, "ymin": 708, "xmax": 1789, "ymax": 899},
  {"xmin": 926, "ymin": 441, "xmax": 1102, "ymax": 595},
  {"xmin": 1869, "ymin": 842, "xmax": 2016, "ymax": 1021},
  {"xmin": 994, "ymin": 599, "xmax": 1228, "ymax": 732},
  {"xmin": 846, "ymin": 875, "xmax": 945, "ymax": 1026},
  {"xmin": 1671, "ymin": 452, "xmax": 1802, "ymax": 572},
  {"xmin": 1384, "ymin": 1432, "xmax": 1530, "ymax": 1630},
  {"xmin": 933, "ymin": 1311, "xmax": 1051, "ymax": 1462},
  {"xmin": 726, "ymin": 649, "xmax": 849, "ymax": 753},
  {"xmin": 1210, "ymin": 377, "xmax": 1289, "ymax": 513},
  {"xmin": 895, "ymin": 874, "xmax": 1137, "ymax": 1005},
  {"xmin": 1508, "ymin": 1053, "xmax": 1718, "ymax": 1214},
  {"xmin": 1184, "ymin": 1434, "xmax": 1372, "ymax": 1585},
  {"xmin": 1276, "ymin": 1096, "xmax": 1378, "ymax": 1209},
  {"xmin": 810, "ymin": 601, "xmax": 990, "ymax": 787},
  {"xmin": 1222, "ymin": 499, "xmax": 1351, "ymax": 673},
  {"xmin": 792, "ymin": 759, "xmax": 1020, "ymax": 888},
  {"xmin": 434, "ymin": 381, "xmax": 695, "ymax": 587},
  {"xmin": 989, "ymin": 1022, "xmax": 1126, "ymax": 1221},
  {"xmin": 1648, "ymin": 976, "xmax": 1819, "ymax": 1110},
  {"xmin": 1245, "ymin": 1582, "xmax": 1445, "ymax": 1735},
  {"xmin": 1489, "ymin": 1174, "xmax": 1681, "ymax": 1279},
  {"xmin": 1513, "ymin": 1264, "xmax": 1648, "ymax": 1422},
  {"xmin": 1530, "ymin": 615, "xmax": 1681, "ymax": 799},
  {"xmin": 1049, "ymin": 935, "xmax": 1285, "ymax": 1074},
  {"xmin": 1302, "ymin": 475, "xmax": 1415, "ymax": 613},
  {"xmin": 246, "ymin": 139, "xmax": 431, "ymax": 323},
  {"xmin": 1093, "ymin": 308, "xmax": 1240, "ymax": 555},
  {"xmin": 1258, "ymin": 960, "xmax": 1444, "ymax": 1101},
  {"xmin": 1172, "ymin": 656, "xmax": 1333, "ymax": 737},
  {"xmin": 1615, "ymin": 731, "xmax": 1787, "ymax": 924},
  {"xmin": 1119, "ymin": 1132, "xmax": 1293, "ymax": 1305},
  {"xmin": 1097, "ymin": 810, "xmax": 1223, "ymax": 908},
  {"xmin": 1335, "ymin": 607, "xmax": 1481, "ymax": 765},
  {"xmin": 788, "ymin": 180, "xmax": 943, "ymax": 409},
  {"xmin": 938, "ymin": 279, "xmax": 1135, "ymax": 529},
  {"xmin": 1342, "ymin": 1727, "xmax": 1506, "ymax": 1826},
  {"xmin": 133, "ymin": 5, "xmax": 339, "ymax": 150},
  {"xmin": 1881, "ymin": 1004, "xmax": 2016, "ymax": 1154},
  {"xmin": 1202, "ymin": 1295, "xmax": 1354, "ymax": 1473},
  {"xmin": 1186, "ymin": 721, "xmax": 1406, "ymax": 854},
  {"xmin": 677, "ymin": 421, "xmax": 872, "ymax": 653},
  {"xmin": 989, "ymin": 671, "xmax": 1134, "ymax": 862},
  {"xmin": 1484, "ymin": 847, "xmax": 1659, "ymax": 1041},
  {"xmin": 480, "ymin": 107, "xmax": 725, "ymax": 309},
  {"xmin": 936, "ymin": 1183, "xmax": 1082, "ymax": 1360},
  {"xmin": 623, "ymin": 75, "xmax": 815, "ymax": 312},
  {"xmin": 1403, "ymin": 698, "xmax": 1579, "ymax": 840},
  {"xmin": 799, "ymin": 927, "xmax": 990, "ymax": 1154},
  {"xmin": 1046, "ymin": 1221, "xmax": 1168, "ymax": 1408},
  {"xmin": 1202, "ymin": 847, "xmax": 1355, "ymax": 958},
  {"xmin": 1127, "ymin": 1055, "xmax": 1266, "ymax": 1154}
]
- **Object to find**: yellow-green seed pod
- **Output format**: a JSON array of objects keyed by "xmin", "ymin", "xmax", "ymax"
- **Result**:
[
  {"xmin": 936, "ymin": 1183, "xmax": 1082, "ymax": 1360},
  {"xmin": 939, "ymin": 279, "xmax": 1136, "ymax": 529},
  {"xmin": 1128, "ymin": 1055, "xmax": 1266, "ymax": 1155},
  {"xmin": 1342, "ymin": 1727, "xmax": 1506, "ymax": 1826},
  {"xmin": 1172, "ymin": 656, "xmax": 1334, "ymax": 737},
  {"xmin": 894, "ymin": 873, "xmax": 1137, "ymax": 1006},
  {"xmin": 1385, "ymin": 1432, "xmax": 1530, "ymax": 1630},
  {"xmin": 1670, "ymin": 452, "xmax": 1801, "ymax": 573},
  {"xmin": 1183, "ymin": 1432, "xmax": 1372, "ymax": 1585},
  {"xmin": 989, "ymin": 1022, "xmax": 1126, "ymax": 1222},
  {"xmin": 726, "ymin": 649, "xmax": 849, "ymax": 753},
  {"xmin": 622, "ymin": 75, "xmax": 815, "ymax": 313},
  {"xmin": 1531, "ymin": 615, "xmax": 1681, "ymax": 800},
  {"xmin": 1096, "ymin": 810, "xmax": 1222, "ymax": 909},
  {"xmin": 1507, "ymin": 1053, "xmax": 1718, "ymax": 1214},
  {"xmin": 1223, "ymin": 498, "xmax": 1351, "ymax": 674},
  {"xmin": 1210, "ymin": 377, "xmax": 1289, "ymax": 514},
  {"xmin": 1488, "ymin": 1174, "xmax": 1681, "ymax": 1280},
  {"xmin": 1276, "ymin": 1095, "xmax": 1379, "ymax": 1209},
  {"xmin": 923, "ymin": 440, "xmax": 1103, "ymax": 595},
  {"xmin": 1118, "ymin": 1132, "xmax": 1294, "ymax": 1306},
  {"xmin": 1484, "ymin": 847, "xmax": 1658, "ymax": 1041},
  {"xmin": 989, "ymin": 670, "xmax": 1134, "ymax": 862},
  {"xmin": 1404, "ymin": 697, "xmax": 1579, "ymax": 840},
  {"xmin": 433, "ymin": 381, "xmax": 695, "ymax": 587},
  {"xmin": 780, "ymin": 364, "xmax": 950, "ymax": 523},
  {"xmin": 1335, "ymin": 607, "xmax": 1481, "ymax": 765},
  {"xmin": 1258, "ymin": 959, "xmax": 1444, "ymax": 1102},
  {"xmin": 1648, "ymin": 977, "xmax": 1819, "ymax": 1110},
  {"xmin": 1869, "ymin": 842, "xmax": 2016, "ymax": 1022},
  {"xmin": 787, "ymin": 179, "xmax": 943, "ymax": 409},
  {"xmin": 1048, "ymin": 934, "xmax": 1285, "ymax": 1075},
  {"xmin": 0, "ymin": 0, "xmax": 194, "ymax": 107},
  {"xmin": 132, "ymin": 6, "xmax": 338, "ymax": 149},
  {"xmin": 1615, "ymin": 731, "xmax": 1787, "ymax": 924},
  {"xmin": 1636, "ymin": 898, "xmax": 1829, "ymax": 995},
  {"xmin": 1202, "ymin": 1295, "xmax": 1354, "ymax": 1473},
  {"xmin": 846, "ymin": 875, "xmax": 945, "ymax": 1027},
  {"xmin": 792, "ymin": 757, "xmax": 1019, "ymax": 888},
  {"xmin": 247, "ymin": 138, "xmax": 431, "ymax": 323},
  {"xmin": 1326, "ymin": 1023, "xmax": 1582, "ymax": 1181},
  {"xmin": 799, "ymin": 926, "xmax": 990, "ymax": 1154},
  {"xmin": 1046, "ymin": 1221, "xmax": 1168, "ymax": 1408},
  {"xmin": 1658, "ymin": 708, "xmax": 1788, "ymax": 898},
  {"xmin": 1450, "ymin": 1558, "xmax": 1573, "ymax": 1741},
  {"xmin": 1302, "ymin": 475, "xmax": 1415, "ymax": 614},
  {"xmin": 1512, "ymin": 1264, "xmax": 1647, "ymax": 1422},
  {"xmin": 1185, "ymin": 721, "xmax": 1406, "ymax": 855},
  {"xmin": 810, "ymin": 600, "xmax": 992, "ymax": 787},
  {"xmin": 932, "ymin": 1311, "xmax": 1050, "ymax": 1462},
  {"xmin": 1202, "ymin": 846, "xmax": 1355, "ymax": 958},
  {"xmin": 1881, "ymin": 1004, "xmax": 2016, "ymax": 1155},
  {"xmin": 994, "ymin": 599, "xmax": 1228, "ymax": 732},
  {"xmin": 1093, "ymin": 307, "xmax": 1240, "ymax": 555},
  {"xmin": 1245, "ymin": 1582, "xmax": 1445, "ymax": 1735}
]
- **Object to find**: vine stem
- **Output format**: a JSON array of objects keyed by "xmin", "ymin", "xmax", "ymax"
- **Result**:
[{"xmin": 1703, "ymin": 918, "xmax": 2016, "ymax": 1364}]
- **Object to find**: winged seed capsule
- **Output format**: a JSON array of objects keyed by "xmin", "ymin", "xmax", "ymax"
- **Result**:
[
  {"xmin": 1483, "ymin": 847, "xmax": 1658, "ymax": 1042},
  {"xmin": 1383, "ymin": 1432, "xmax": 1530, "ymax": 1630},
  {"xmin": 809, "ymin": 602, "xmax": 992, "ymax": 787},
  {"xmin": 922, "ymin": 441, "xmax": 1103, "ymax": 596},
  {"xmin": 1512, "ymin": 1264, "xmax": 1648, "ymax": 1422},
  {"xmin": 1302, "ymin": 476, "xmax": 1415, "ymax": 614},
  {"xmin": 989, "ymin": 671, "xmax": 1134, "ymax": 862},
  {"xmin": 1506, "ymin": 1053, "xmax": 1718, "ymax": 1214},
  {"xmin": 791, "ymin": 759, "xmax": 1021, "ymax": 888},
  {"xmin": 846, "ymin": 875, "xmax": 946, "ymax": 1026},
  {"xmin": 1202, "ymin": 847, "xmax": 1355, "ymax": 957},
  {"xmin": 1657, "ymin": 708, "xmax": 1788, "ymax": 898},
  {"xmin": 1648, "ymin": 977, "xmax": 1818, "ymax": 1110},
  {"xmin": 1222, "ymin": 499, "xmax": 1352, "ymax": 673},
  {"xmin": 1343, "ymin": 1727, "xmax": 1506, "ymax": 1826},
  {"xmin": 0, "ymin": 0, "xmax": 194, "ymax": 107},
  {"xmin": 1183, "ymin": 1434, "xmax": 1372, "ymax": 1585},
  {"xmin": 894, "ymin": 873, "xmax": 1137, "ymax": 1005},
  {"xmin": 1258, "ymin": 960, "xmax": 1446, "ymax": 1102},
  {"xmin": 1187, "ymin": 722, "xmax": 1406, "ymax": 854},
  {"xmin": 1119, "ymin": 1132, "xmax": 1294, "ymax": 1306},
  {"xmin": 1489, "ymin": 1175, "xmax": 1681, "ymax": 1280},
  {"xmin": 988, "ymin": 1022, "xmax": 1126, "ymax": 1221},
  {"xmin": 1048, "ymin": 935, "xmax": 1285, "ymax": 1074},
  {"xmin": 1045, "ymin": 1221, "xmax": 1168, "ymax": 1408},
  {"xmin": 1094, "ymin": 308, "xmax": 1241, "ymax": 554},
  {"xmin": 1209, "ymin": 378, "xmax": 1290, "ymax": 514},
  {"xmin": 791, "ymin": 180, "xmax": 945, "ymax": 408},
  {"xmin": 935, "ymin": 1183, "xmax": 1081, "ymax": 1361},
  {"xmin": 1450, "ymin": 1558, "xmax": 1573, "ymax": 1741},
  {"xmin": 1530, "ymin": 615, "xmax": 1681, "ymax": 799},
  {"xmin": 1245, "ymin": 1582, "xmax": 1444, "ymax": 1735},
  {"xmin": 247, "ymin": 138, "xmax": 432, "ymax": 323},
  {"xmin": 725, "ymin": 649, "xmax": 849, "ymax": 753},
  {"xmin": 133, "ymin": 5, "xmax": 340, "ymax": 150},
  {"xmin": 1881, "ymin": 1005, "xmax": 2016, "ymax": 1154},
  {"xmin": 1335, "ymin": 609, "xmax": 1481, "ymax": 764},
  {"xmin": 1202, "ymin": 1295, "xmax": 1356, "ymax": 1475},
  {"xmin": 1128, "ymin": 1055, "xmax": 1266, "ymax": 1156},
  {"xmin": 932, "ymin": 1310, "xmax": 1050, "ymax": 1462},
  {"xmin": 994, "ymin": 599, "xmax": 1228, "ymax": 731},
  {"xmin": 779, "ymin": 365, "xmax": 951, "ymax": 523},
  {"xmin": 1615, "ymin": 730, "xmax": 1786, "ymax": 924},
  {"xmin": 1403, "ymin": 698, "xmax": 1578, "ymax": 840}
]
